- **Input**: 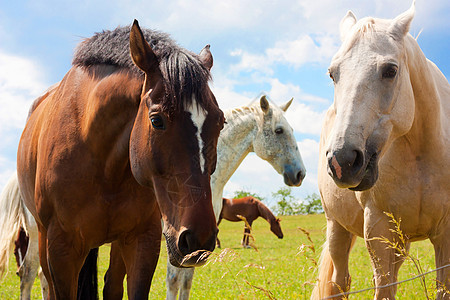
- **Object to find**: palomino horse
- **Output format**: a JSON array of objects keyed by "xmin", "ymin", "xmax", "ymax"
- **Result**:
[
  {"xmin": 16, "ymin": 20, "xmax": 224, "ymax": 299},
  {"xmin": 166, "ymin": 95, "xmax": 306, "ymax": 300},
  {"xmin": 314, "ymin": 3, "xmax": 450, "ymax": 300},
  {"xmin": 216, "ymin": 196, "xmax": 283, "ymax": 248}
]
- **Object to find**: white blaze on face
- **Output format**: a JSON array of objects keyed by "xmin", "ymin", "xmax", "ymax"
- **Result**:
[{"xmin": 186, "ymin": 100, "xmax": 207, "ymax": 173}]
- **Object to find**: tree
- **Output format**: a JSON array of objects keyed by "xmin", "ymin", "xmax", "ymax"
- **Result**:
[
  {"xmin": 232, "ymin": 189, "xmax": 265, "ymax": 202},
  {"xmin": 302, "ymin": 193, "xmax": 323, "ymax": 214},
  {"xmin": 271, "ymin": 187, "xmax": 301, "ymax": 215}
]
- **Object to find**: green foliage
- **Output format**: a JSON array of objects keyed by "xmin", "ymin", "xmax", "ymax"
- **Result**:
[
  {"xmin": 232, "ymin": 189, "xmax": 265, "ymax": 202},
  {"xmin": 271, "ymin": 188, "xmax": 323, "ymax": 215},
  {"xmin": 302, "ymin": 193, "xmax": 323, "ymax": 214},
  {"xmin": 271, "ymin": 187, "xmax": 301, "ymax": 216}
]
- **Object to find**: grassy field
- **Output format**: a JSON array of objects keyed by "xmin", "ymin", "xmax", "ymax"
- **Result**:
[{"xmin": 0, "ymin": 214, "xmax": 439, "ymax": 299}]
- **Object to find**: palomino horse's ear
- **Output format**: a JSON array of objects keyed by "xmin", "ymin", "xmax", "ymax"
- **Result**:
[
  {"xmin": 340, "ymin": 11, "xmax": 357, "ymax": 42},
  {"xmin": 129, "ymin": 20, "xmax": 159, "ymax": 75},
  {"xmin": 388, "ymin": 1, "xmax": 415, "ymax": 41},
  {"xmin": 199, "ymin": 44, "xmax": 213, "ymax": 71},
  {"xmin": 260, "ymin": 95, "xmax": 270, "ymax": 114},
  {"xmin": 280, "ymin": 97, "xmax": 293, "ymax": 112}
]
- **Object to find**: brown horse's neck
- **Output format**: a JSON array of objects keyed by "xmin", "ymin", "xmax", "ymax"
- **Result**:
[
  {"xmin": 404, "ymin": 36, "xmax": 449, "ymax": 157},
  {"xmin": 80, "ymin": 67, "xmax": 143, "ymax": 182},
  {"xmin": 256, "ymin": 199, "xmax": 276, "ymax": 223}
]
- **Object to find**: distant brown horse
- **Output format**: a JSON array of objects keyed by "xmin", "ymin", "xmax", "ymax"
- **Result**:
[
  {"xmin": 217, "ymin": 196, "xmax": 283, "ymax": 248},
  {"xmin": 17, "ymin": 20, "xmax": 224, "ymax": 299}
]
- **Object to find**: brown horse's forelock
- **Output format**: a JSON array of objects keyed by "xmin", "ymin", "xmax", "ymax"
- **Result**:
[{"xmin": 72, "ymin": 26, "xmax": 212, "ymax": 113}]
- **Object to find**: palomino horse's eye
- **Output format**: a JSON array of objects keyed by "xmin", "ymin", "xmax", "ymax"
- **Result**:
[
  {"xmin": 150, "ymin": 115, "xmax": 165, "ymax": 130},
  {"xmin": 382, "ymin": 65, "xmax": 398, "ymax": 79},
  {"xmin": 275, "ymin": 127, "xmax": 284, "ymax": 134}
]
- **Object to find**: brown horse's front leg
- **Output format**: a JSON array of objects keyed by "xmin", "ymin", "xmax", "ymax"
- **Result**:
[
  {"xmin": 38, "ymin": 225, "xmax": 55, "ymax": 300},
  {"xmin": 45, "ymin": 223, "xmax": 88, "ymax": 300},
  {"xmin": 119, "ymin": 211, "xmax": 162, "ymax": 299},
  {"xmin": 103, "ymin": 242, "xmax": 126, "ymax": 300}
]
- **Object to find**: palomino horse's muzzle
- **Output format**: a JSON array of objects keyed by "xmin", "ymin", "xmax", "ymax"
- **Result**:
[{"xmin": 326, "ymin": 146, "xmax": 379, "ymax": 191}]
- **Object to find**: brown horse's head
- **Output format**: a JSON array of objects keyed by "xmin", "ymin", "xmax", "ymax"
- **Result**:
[
  {"xmin": 270, "ymin": 218, "xmax": 283, "ymax": 239},
  {"xmin": 128, "ymin": 21, "xmax": 224, "ymax": 267}
]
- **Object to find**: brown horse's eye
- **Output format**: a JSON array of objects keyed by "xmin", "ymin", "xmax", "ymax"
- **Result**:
[
  {"xmin": 150, "ymin": 115, "xmax": 165, "ymax": 129},
  {"xmin": 382, "ymin": 65, "xmax": 398, "ymax": 79}
]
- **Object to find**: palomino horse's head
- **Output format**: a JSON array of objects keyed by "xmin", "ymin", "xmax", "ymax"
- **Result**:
[
  {"xmin": 252, "ymin": 95, "xmax": 306, "ymax": 186},
  {"xmin": 325, "ymin": 3, "xmax": 416, "ymax": 191},
  {"xmin": 270, "ymin": 218, "xmax": 283, "ymax": 239},
  {"xmin": 128, "ymin": 21, "xmax": 224, "ymax": 267}
]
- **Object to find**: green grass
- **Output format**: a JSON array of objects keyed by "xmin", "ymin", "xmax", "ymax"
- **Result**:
[{"xmin": 0, "ymin": 214, "xmax": 438, "ymax": 299}]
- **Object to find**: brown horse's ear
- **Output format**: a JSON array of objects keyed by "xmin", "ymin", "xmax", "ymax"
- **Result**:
[
  {"xmin": 199, "ymin": 44, "xmax": 213, "ymax": 71},
  {"xmin": 276, "ymin": 218, "xmax": 281, "ymax": 222},
  {"xmin": 130, "ymin": 20, "xmax": 159, "ymax": 76},
  {"xmin": 260, "ymin": 95, "xmax": 270, "ymax": 114}
]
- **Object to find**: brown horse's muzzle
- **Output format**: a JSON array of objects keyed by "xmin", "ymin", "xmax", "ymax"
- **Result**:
[{"xmin": 152, "ymin": 174, "xmax": 218, "ymax": 267}]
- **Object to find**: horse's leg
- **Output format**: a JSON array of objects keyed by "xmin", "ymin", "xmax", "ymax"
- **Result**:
[
  {"xmin": 364, "ymin": 205, "xmax": 399, "ymax": 300},
  {"xmin": 19, "ymin": 226, "xmax": 40, "ymax": 300},
  {"xmin": 431, "ymin": 229, "xmax": 450, "ymax": 299},
  {"xmin": 38, "ymin": 267, "xmax": 49, "ymax": 300},
  {"xmin": 38, "ymin": 225, "xmax": 55, "ymax": 299},
  {"xmin": 326, "ymin": 218, "xmax": 355, "ymax": 299},
  {"xmin": 178, "ymin": 268, "xmax": 195, "ymax": 300},
  {"xmin": 120, "ymin": 212, "xmax": 161, "ymax": 299},
  {"xmin": 242, "ymin": 220, "xmax": 253, "ymax": 248},
  {"xmin": 166, "ymin": 261, "xmax": 181, "ymax": 300},
  {"xmin": 392, "ymin": 242, "xmax": 410, "ymax": 296},
  {"xmin": 45, "ymin": 223, "xmax": 88, "ymax": 299},
  {"xmin": 216, "ymin": 218, "xmax": 222, "ymax": 248},
  {"xmin": 103, "ymin": 241, "xmax": 126, "ymax": 300}
]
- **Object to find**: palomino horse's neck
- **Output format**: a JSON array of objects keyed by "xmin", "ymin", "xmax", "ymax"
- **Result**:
[
  {"xmin": 211, "ymin": 106, "xmax": 259, "ymax": 195},
  {"xmin": 404, "ymin": 36, "xmax": 449, "ymax": 157},
  {"xmin": 256, "ymin": 200, "xmax": 276, "ymax": 223}
]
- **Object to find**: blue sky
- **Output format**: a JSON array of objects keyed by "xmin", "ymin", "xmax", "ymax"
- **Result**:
[{"xmin": 0, "ymin": 0, "xmax": 449, "ymax": 206}]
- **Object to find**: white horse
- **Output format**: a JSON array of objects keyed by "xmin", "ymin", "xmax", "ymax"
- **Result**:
[
  {"xmin": 314, "ymin": 3, "xmax": 449, "ymax": 300},
  {"xmin": 0, "ymin": 172, "xmax": 48, "ymax": 300},
  {"xmin": 166, "ymin": 95, "xmax": 306, "ymax": 299}
]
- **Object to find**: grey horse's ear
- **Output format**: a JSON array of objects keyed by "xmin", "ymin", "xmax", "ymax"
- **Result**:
[
  {"xmin": 280, "ymin": 98, "xmax": 293, "ymax": 112},
  {"xmin": 340, "ymin": 11, "xmax": 357, "ymax": 42},
  {"xmin": 260, "ymin": 95, "xmax": 270, "ymax": 114},
  {"xmin": 199, "ymin": 44, "xmax": 213, "ymax": 71}
]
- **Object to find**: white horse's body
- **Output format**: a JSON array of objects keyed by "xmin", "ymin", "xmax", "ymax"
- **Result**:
[
  {"xmin": 0, "ymin": 173, "xmax": 48, "ymax": 300},
  {"xmin": 166, "ymin": 96, "xmax": 306, "ymax": 299},
  {"xmin": 314, "ymin": 3, "xmax": 450, "ymax": 300}
]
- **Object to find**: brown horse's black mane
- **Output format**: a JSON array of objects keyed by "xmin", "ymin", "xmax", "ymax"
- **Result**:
[{"xmin": 72, "ymin": 25, "xmax": 211, "ymax": 111}]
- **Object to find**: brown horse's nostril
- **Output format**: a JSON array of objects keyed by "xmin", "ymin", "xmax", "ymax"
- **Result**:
[
  {"xmin": 178, "ymin": 229, "xmax": 217, "ymax": 256},
  {"xmin": 178, "ymin": 230, "xmax": 194, "ymax": 256}
]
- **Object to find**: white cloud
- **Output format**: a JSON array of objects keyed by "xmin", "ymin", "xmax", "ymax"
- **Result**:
[
  {"xmin": 284, "ymin": 102, "xmax": 327, "ymax": 136},
  {"xmin": 230, "ymin": 33, "xmax": 340, "ymax": 75},
  {"xmin": 268, "ymin": 78, "xmax": 329, "ymax": 105},
  {"xmin": 0, "ymin": 51, "xmax": 49, "ymax": 190},
  {"xmin": 0, "ymin": 51, "xmax": 48, "ymax": 133}
]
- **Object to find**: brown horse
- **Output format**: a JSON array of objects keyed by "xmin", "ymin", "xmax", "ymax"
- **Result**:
[
  {"xmin": 217, "ymin": 196, "xmax": 283, "ymax": 248},
  {"xmin": 17, "ymin": 20, "xmax": 224, "ymax": 299}
]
